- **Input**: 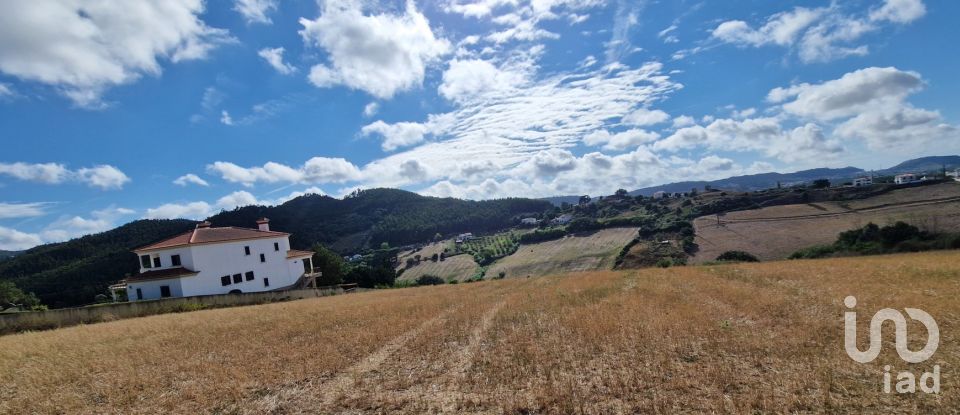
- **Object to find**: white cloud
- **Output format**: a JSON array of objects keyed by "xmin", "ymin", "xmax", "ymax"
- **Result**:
[
  {"xmin": 869, "ymin": 0, "xmax": 926, "ymax": 24},
  {"xmin": 361, "ymin": 121, "xmax": 431, "ymax": 151},
  {"xmin": 0, "ymin": 162, "xmax": 129, "ymax": 190},
  {"xmin": 0, "ymin": 226, "xmax": 43, "ymax": 250},
  {"xmin": 299, "ymin": 0, "xmax": 451, "ymax": 99},
  {"xmin": 173, "ymin": 173, "xmax": 209, "ymax": 187},
  {"xmin": 438, "ymin": 58, "xmax": 527, "ymax": 103},
  {"xmin": 621, "ymin": 108, "xmax": 670, "ymax": 126},
  {"xmin": 711, "ymin": 2, "xmax": 924, "ymax": 63},
  {"xmin": 257, "ymin": 47, "xmax": 295, "ymax": 75},
  {"xmin": 220, "ymin": 110, "xmax": 234, "ymax": 125},
  {"xmin": 363, "ymin": 102, "xmax": 379, "ymax": 117},
  {"xmin": 36, "ymin": 206, "xmax": 136, "ymax": 243},
  {"xmin": 206, "ymin": 157, "xmax": 362, "ymax": 187},
  {"xmin": 76, "ymin": 165, "xmax": 130, "ymax": 190},
  {"xmin": 775, "ymin": 67, "xmax": 923, "ymax": 121},
  {"xmin": 0, "ymin": 0, "xmax": 233, "ymax": 107},
  {"xmin": 658, "ymin": 24, "xmax": 679, "ymax": 43},
  {"xmin": 0, "ymin": 83, "xmax": 13, "ymax": 97},
  {"xmin": 144, "ymin": 201, "xmax": 213, "ymax": 220},
  {"xmin": 712, "ymin": 7, "xmax": 824, "ymax": 47},
  {"xmin": 0, "ymin": 162, "xmax": 70, "ymax": 184},
  {"xmin": 671, "ymin": 115, "xmax": 695, "ymax": 128},
  {"xmin": 583, "ymin": 129, "xmax": 660, "ymax": 151},
  {"xmin": 234, "ymin": 0, "xmax": 278, "ymax": 24},
  {"xmin": 0, "ymin": 202, "xmax": 50, "ymax": 219}
]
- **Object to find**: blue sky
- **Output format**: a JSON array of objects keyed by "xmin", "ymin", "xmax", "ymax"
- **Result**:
[{"xmin": 1, "ymin": 0, "xmax": 959, "ymax": 250}]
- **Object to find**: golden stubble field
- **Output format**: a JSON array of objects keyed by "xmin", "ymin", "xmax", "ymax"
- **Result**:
[
  {"xmin": 2, "ymin": 251, "xmax": 959, "ymax": 414},
  {"xmin": 692, "ymin": 183, "xmax": 960, "ymax": 263}
]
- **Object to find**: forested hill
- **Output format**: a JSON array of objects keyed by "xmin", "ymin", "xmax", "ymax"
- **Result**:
[
  {"xmin": 207, "ymin": 188, "xmax": 552, "ymax": 252},
  {"xmin": 0, "ymin": 189, "xmax": 550, "ymax": 308},
  {"xmin": 0, "ymin": 219, "xmax": 196, "ymax": 309}
]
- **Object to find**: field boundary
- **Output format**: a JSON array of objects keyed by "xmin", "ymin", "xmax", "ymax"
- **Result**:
[{"xmin": 0, "ymin": 288, "xmax": 344, "ymax": 335}]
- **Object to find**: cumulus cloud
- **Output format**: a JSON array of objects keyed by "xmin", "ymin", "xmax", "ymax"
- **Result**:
[
  {"xmin": 438, "ymin": 58, "xmax": 527, "ymax": 103},
  {"xmin": 299, "ymin": 0, "xmax": 451, "ymax": 99},
  {"xmin": 234, "ymin": 0, "xmax": 278, "ymax": 24},
  {"xmin": 0, "ymin": 226, "xmax": 43, "ymax": 250},
  {"xmin": 363, "ymin": 102, "xmax": 379, "ymax": 117},
  {"xmin": 257, "ymin": 47, "xmax": 295, "ymax": 74},
  {"xmin": 0, "ymin": 0, "xmax": 232, "ymax": 107},
  {"xmin": 773, "ymin": 67, "xmax": 924, "ymax": 120},
  {"xmin": 173, "ymin": 173, "xmax": 209, "ymax": 187},
  {"xmin": 583, "ymin": 129, "xmax": 660, "ymax": 151},
  {"xmin": 76, "ymin": 165, "xmax": 130, "ymax": 190},
  {"xmin": 361, "ymin": 121, "xmax": 432, "ymax": 151},
  {"xmin": 0, "ymin": 162, "xmax": 129, "ymax": 190},
  {"xmin": 206, "ymin": 157, "xmax": 362, "ymax": 187},
  {"xmin": 711, "ymin": 1, "xmax": 925, "ymax": 63},
  {"xmin": 621, "ymin": 108, "xmax": 670, "ymax": 126}
]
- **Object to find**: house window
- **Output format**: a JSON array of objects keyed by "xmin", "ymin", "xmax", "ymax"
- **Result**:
[
  {"xmin": 140, "ymin": 255, "xmax": 151, "ymax": 268},
  {"xmin": 263, "ymin": 278, "xmax": 270, "ymax": 287},
  {"xmin": 152, "ymin": 256, "xmax": 161, "ymax": 268},
  {"xmin": 233, "ymin": 273, "xmax": 242, "ymax": 284},
  {"xmin": 221, "ymin": 276, "xmax": 231, "ymax": 286},
  {"xmin": 260, "ymin": 253, "xmax": 266, "ymax": 263},
  {"xmin": 136, "ymin": 288, "xmax": 143, "ymax": 300},
  {"xmin": 171, "ymin": 254, "xmax": 181, "ymax": 267},
  {"xmin": 244, "ymin": 246, "xmax": 251, "ymax": 256},
  {"xmin": 274, "ymin": 242, "xmax": 279, "ymax": 251},
  {"xmin": 160, "ymin": 286, "xmax": 171, "ymax": 298},
  {"xmin": 245, "ymin": 271, "xmax": 255, "ymax": 281}
]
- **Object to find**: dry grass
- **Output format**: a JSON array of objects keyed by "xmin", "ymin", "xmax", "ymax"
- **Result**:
[
  {"xmin": 3, "ymin": 251, "xmax": 960, "ymax": 413},
  {"xmin": 487, "ymin": 227, "xmax": 637, "ymax": 279},
  {"xmin": 693, "ymin": 183, "xmax": 960, "ymax": 263},
  {"xmin": 397, "ymin": 254, "xmax": 480, "ymax": 282}
]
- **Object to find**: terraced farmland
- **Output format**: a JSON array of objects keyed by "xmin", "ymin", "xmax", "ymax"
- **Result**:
[{"xmin": 487, "ymin": 227, "xmax": 638, "ymax": 278}]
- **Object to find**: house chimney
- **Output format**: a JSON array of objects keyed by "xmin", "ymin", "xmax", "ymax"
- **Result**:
[
  {"xmin": 196, "ymin": 221, "xmax": 211, "ymax": 229},
  {"xmin": 256, "ymin": 217, "xmax": 270, "ymax": 232}
]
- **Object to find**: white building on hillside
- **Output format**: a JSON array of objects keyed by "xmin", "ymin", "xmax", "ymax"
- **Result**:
[
  {"xmin": 121, "ymin": 218, "xmax": 317, "ymax": 302},
  {"xmin": 895, "ymin": 173, "xmax": 918, "ymax": 185},
  {"xmin": 852, "ymin": 176, "xmax": 873, "ymax": 187},
  {"xmin": 652, "ymin": 191, "xmax": 667, "ymax": 199}
]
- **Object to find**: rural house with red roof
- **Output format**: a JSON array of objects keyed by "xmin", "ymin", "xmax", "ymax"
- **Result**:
[{"xmin": 118, "ymin": 218, "xmax": 317, "ymax": 301}]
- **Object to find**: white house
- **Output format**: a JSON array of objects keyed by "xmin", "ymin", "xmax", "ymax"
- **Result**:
[
  {"xmin": 652, "ymin": 191, "xmax": 667, "ymax": 199},
  {"xmin": 895, "ymin": 173, "xmax": 918, "ymax": 185},
  {"xmin": 552, "ymin": 214, "xmax": 574, "ymax": 225},
  {"xmin": 121, "ymin": 218, "xmax": 317, "ymax": 302},
  {"xmin": 852, "ymin": 176, "xmax": 873, "ymax": 187},
  {"xmin": 520, "ymin": 217, "xmax": 540, "ymax": 226}
]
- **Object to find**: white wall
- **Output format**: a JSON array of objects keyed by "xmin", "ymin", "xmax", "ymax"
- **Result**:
[
  {"xmin": 180, "ymin": 236, "xmax": 301, "ymax": 296},
  {"xmin": 135, "ymin": 247, "xmax": 194, "ymax": 273},
  {"xmin": 127, "ymin": 278, "xmax": 184, "ymax": 301}
]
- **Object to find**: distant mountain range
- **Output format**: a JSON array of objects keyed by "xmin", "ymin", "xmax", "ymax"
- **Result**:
[{"xmin": 537, "ymin": 156, "xmax": 960, "ymax": 204}]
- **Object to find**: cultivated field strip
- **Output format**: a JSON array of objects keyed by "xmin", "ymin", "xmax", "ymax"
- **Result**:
[{"xmin": 2, "ymin": 252, "xmax": 960, "ymax": 413}]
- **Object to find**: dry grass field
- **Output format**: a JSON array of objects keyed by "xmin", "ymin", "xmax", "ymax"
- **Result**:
[
  {"xmin": 692, "ymin": 183, "xmax": 960, "ymax": 263},
  {"xmin": 3, "ymin": 251, "xmax": 960, "ymax": 414},
  {"xmin": 486, "ymin": 227, "xmax": 637, "ymax": 279},
  {"xmin": 397, "ymin": 241, "xmax": 481, "ymax": 282}
]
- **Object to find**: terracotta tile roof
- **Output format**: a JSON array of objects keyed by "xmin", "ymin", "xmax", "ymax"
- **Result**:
[
  {"xmin": 126, "ymin": 266, "xmax": 199, "ymax": 282},
  {"xmin": 287, "ymin": 249, "xmax": 314, "ymax": 259},
  {"xmin": 135, "ymin": 226, "xmax": 289, "ymax": 252}
]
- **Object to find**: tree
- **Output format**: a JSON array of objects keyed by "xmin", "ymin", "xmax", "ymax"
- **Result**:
[
  {"xmin": 614, "ymin": 189, "xmax": 628, "ymax": 198},
  {"xmin": 811, "ymin": 179, "xmax": 831, "ymax": 189},
  {"xmin": 416, "ymin": 275, "xmax": 445, "ymax": 285},
  {"xmin": 0, "ymin": 281, "xmax": 44, "ymax": 310},
  {"xmin": 567, "ymin": 217, "xmax": 599, "ymax": 233},
  {"xmin": 379, "ymin": 242, "xmax": 390, "ymax": 249},
  {"xmin": 311, "ymin": 244, "xmax": 346, "ymax": 285},
  {"xmin": 578, "ymin": 195, "xmax": 591, "ymax": 205},
  {"xmin": 715, "ymin": 251, "xmax": 759, "ymax": 262},
  {"xmin": 433, "ymin": 233, "xmax": 443, "ymax": 241}
]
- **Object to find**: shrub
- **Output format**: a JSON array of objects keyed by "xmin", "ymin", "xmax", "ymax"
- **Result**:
[
  {"xmin": 788, "ymin": 245, "xmax": 836, "ymax": 259},
  {"xmin": 415, "ymin": 275, "xmax": 445, "ymax": 286},
  {"xmin": 656, "ymin": 258, "xmax": 672, "ymax": 268},
  {"xmin": 715, "ymin": 251, "xmax": 759, "ymax": 262}
]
